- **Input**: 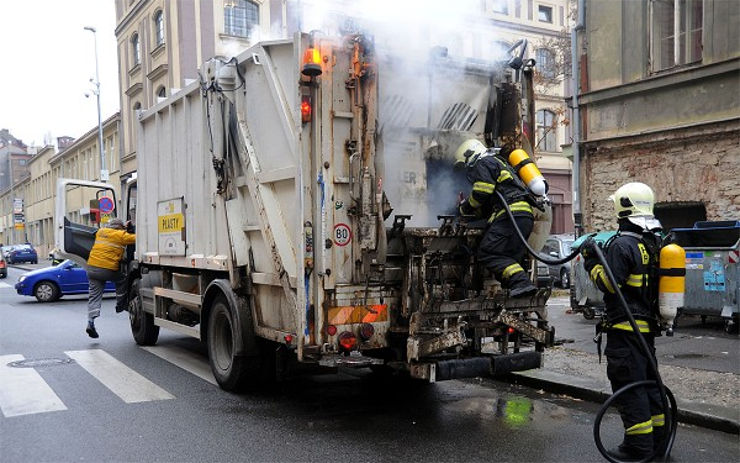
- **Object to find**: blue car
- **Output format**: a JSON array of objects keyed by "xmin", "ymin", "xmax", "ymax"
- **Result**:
[
  {"xmin": 15, "ymin": 260, "xmax": 115, "ymax": 302},
  {"xmin": 7, "ymin": 244, "xmax": 38, "ymax": 264}
]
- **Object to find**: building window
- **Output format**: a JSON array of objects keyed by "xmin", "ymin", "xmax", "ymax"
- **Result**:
[
  {"xmin": 224, "ymin": 0, "xmax": 259, "ymax": 38},
  {"xmin": 157, "ymin": 86, "xmax": 166, "ymax": 99},
  {"xmin": 536, "ymin": 109, "xmax": 557, "ymax": 152},
  {"xmin": 538, "ymin": 4, "xmax": 553, "ymax": 23},
  {"xmin": 492, "ymin": 0, "xmax": 509, "ymax": 15},
  {"xmin": 651, "ymin": 0, "xmax": 703, "ymax": 72},
  {"xmin": 131, "ymin": 33, "xmax": 140, "ymax": 65},
  {"xmin": 154, "ymin": 10, "xmax": 165, "ymax": 46},
  {"xmin": 536, "ymin": 48, "xmax": 556, "ymax": 79}
]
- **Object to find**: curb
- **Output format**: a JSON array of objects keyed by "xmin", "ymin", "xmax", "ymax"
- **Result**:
[
  {"xmin": 509, "ymin": 370, "xmax": 740, "ymax": 435},
  {"xmin": 9, "ymin": 264, "xmax": 36, "ymax": 272}
]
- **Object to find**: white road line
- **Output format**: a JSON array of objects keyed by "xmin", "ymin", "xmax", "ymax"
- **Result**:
[
  {"xmin": 0, "ymin": 282, "xmax": 12, "ymax": 289},
  {"xmin": 64, "ymin": 349, "xmax": 175, "ymax": 403},
  {"xmin": 141, "ymin": 345, "xmax": 216, "ymax": 385},
  {"xmin": 0, "ymin": 354, "xmax": 67, "ymax": 418}
]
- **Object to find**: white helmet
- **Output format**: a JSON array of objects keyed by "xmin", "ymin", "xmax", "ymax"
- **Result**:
[
  {"xmin": 609, "ymin": 182, "xmax": 661, "ymax": 230},
  {"xmin": 453, "ymin": 139, "xmax": 488, "ymax": 169}
]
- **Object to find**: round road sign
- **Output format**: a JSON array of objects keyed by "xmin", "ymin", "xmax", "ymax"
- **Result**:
[
  {"xmin": 333, "ymin": 223, "xmax": 352, "ymax": 247},
  {"xmin": 99, "ymin": 196, "xmax": 115, "ymax": 214}
]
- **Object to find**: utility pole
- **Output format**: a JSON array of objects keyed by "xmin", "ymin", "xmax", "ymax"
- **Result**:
[
  {"xmin": 8, "ymin": 147, "xmax": 16, "ymax": 244},
  {"xmin": 84, "ymin": 26, "xmax": 107, "ymax": 183}
]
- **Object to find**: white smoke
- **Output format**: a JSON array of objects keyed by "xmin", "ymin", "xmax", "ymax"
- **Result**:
[{"xmin": 292, "ymin": 0, "xmax": 513, "ymax": 226}]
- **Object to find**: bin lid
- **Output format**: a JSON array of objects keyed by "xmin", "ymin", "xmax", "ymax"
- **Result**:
[{"xmin": 670, "ymin": 220, "xmax": 740, "ymax": 248}]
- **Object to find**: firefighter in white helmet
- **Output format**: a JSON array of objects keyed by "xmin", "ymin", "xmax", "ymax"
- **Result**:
[
  {"xmin": 581, "ymin": 182, "xmax": 665, "ymax": 461},
  {"xmin": 454, "ymin": 139, "xmax": 536, "ymax": 297}
]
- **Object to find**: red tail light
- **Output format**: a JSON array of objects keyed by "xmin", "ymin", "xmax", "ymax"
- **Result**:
[
  {"xmin": 284, "ymin": 334, "xmax": 293, "ymax": 344},
  {"xmin": 301, "ymin": 97, "xmax": 312, "ymax": 123},
  {"xmin": 326, "ymin": 324, "xmax": 337, "ymax": 336},
  {"xmin": 0, "ymin": 261, "xmax": 5, "ymax": 268},
  {"xmin": 507, "ymin": 327, "xmax": 515, "ymax": 335},
  {"xmin": 338, "ymin": 331, "xmax": 357, "ymax": 351}
]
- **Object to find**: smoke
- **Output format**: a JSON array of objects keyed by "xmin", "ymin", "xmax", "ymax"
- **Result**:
[{"xmin": 292, "ymin": 0, "xmax": 512, "ymax": 226}]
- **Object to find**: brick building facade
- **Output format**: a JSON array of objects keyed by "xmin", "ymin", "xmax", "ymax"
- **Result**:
[{"xmin": 582, "ymin": 120, "xmax": 740, "ymax": 231}]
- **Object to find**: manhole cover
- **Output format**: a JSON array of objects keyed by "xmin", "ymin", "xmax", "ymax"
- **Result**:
[{"xmin": 7, "ymin": 358, "xmax": 75, "ymax": 368}]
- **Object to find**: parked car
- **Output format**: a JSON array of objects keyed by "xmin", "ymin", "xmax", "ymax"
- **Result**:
[
  {"xmin": 0, "ymin": 253, "xmax": 7, "ymax": 278},
  {"xmin": 536, "ymin": 259, "xmax": 552, "ymax": 288},
  {"xmin": 2, "ymin": 245, "xmax": 16, "ymax": 259},
  {"xmin": 15, "ymin": 260, "xmax": 115, "ymax": 302},
  {"xmin": 6, "ymin": 244, "xmax": 38, "ymax": 264},
  {"xmin": 540, "ymin": 234, "xmax": 575, "ymax": 288}
]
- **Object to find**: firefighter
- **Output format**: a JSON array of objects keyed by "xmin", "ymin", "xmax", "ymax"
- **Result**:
[
  {"xmin": 581, "ymin": 182, "xmax": 664, "ymax": 461},
  {"xmin": 85, "ymin": 218, "xmax": 135, "ymax": 338},
  {"xmin": 454, "ymin": 139, "xmax": 536, "ymax": 297}
]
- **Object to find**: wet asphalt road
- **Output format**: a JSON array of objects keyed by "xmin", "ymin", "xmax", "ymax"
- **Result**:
[{"xmin": 1, "ymin": 267, "xmax": 738, "ymax": 462}]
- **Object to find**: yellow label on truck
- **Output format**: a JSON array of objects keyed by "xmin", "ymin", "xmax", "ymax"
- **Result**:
[{"xmin": 159, "ymin": 213, "xmax": 184, "ymax": 232}]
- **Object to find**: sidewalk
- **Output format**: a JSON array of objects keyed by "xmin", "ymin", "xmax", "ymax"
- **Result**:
[
  {"xmin": 511, "ymin": 347, "xmax": 740, "ymax": 434},
  {"xmin": 9, "ymin": 261, "xmax": 52, "ymax": 272}
]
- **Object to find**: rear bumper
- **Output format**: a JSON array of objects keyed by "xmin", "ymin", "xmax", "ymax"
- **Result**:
[{"xmin": 409, "ymin": 351, "xmax": 543, "ymax": 382}]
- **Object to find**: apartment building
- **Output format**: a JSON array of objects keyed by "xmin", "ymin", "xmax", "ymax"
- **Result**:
[
  {"xmin": 0, "ymin": 133, "xmax": 31, "ymax": 245},
  {"xmin": 574, "ymin": 0, "xmax": 739, "ymax": 231},
  {"xmin": 0, "ymin": 114, "xmax": 122, "ymax": 254}
]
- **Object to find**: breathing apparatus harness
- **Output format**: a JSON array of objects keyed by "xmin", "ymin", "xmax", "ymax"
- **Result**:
[{"xmin": 493, "ymin": 190, "xmax": 678, "ymax": 463}]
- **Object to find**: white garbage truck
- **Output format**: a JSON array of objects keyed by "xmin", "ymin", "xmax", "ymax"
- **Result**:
[{"xmin": 57, "ymin": 32, "xmax": 554, "ymax": 390}]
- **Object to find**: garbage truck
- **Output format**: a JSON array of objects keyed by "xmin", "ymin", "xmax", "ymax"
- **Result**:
[{"xmin": 56, "ymin": 32, "xmax": 554, "ymax": 390}]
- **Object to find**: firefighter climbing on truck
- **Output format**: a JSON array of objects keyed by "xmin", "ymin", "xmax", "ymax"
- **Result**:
[{"xmin": 455, "ymin": 139, "xmax": 539, "ymax": 297}]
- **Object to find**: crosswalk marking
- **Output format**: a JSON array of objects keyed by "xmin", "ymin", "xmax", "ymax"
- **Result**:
[
  {"xmin": 0, "ymin": 354, "xmax": 67, "ymax": 418},
  {"xmin": 65, "ymin": 349, "xmax": 175, "ymax": 403},
  {"xmin": 141, "ymin": 345, "xmax": 216, "ymax": 385},
  {"xmin": 0, "ymin": 282, "xmax": 12, "ymax": 289}
]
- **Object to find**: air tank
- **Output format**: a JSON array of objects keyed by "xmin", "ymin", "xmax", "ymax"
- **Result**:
[
  {"xmin": 658, "ymin": 244, "xmax": 686, "ymax": 336},
  {"xmin": 508, "ymin": 149, "xmax": 548, "ymax": 197}
]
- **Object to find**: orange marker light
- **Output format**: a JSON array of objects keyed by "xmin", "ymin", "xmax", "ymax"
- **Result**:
[{"xmin": 302, "ymin": 47, "xmax": 322, "ymax": 76}]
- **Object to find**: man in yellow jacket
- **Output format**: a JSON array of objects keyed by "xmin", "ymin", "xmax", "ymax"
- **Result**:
[{"xmin": 85, "ymin": 218, "xmax": 135, "ymax": 338}]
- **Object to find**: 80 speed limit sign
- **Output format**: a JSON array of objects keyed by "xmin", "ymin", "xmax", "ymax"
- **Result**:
[{"xmin": 333, "ymin": 223, "xmax": 352, "ymax": 247}]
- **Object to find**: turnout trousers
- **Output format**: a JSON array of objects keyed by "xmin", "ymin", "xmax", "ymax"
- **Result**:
[
  {"xmin": 605, "ymin": 329, "xmax": 665, "ymax": 454},
  {"xmin": 477, "ymin": 213, "xmax": 534, "ymax": 289}
]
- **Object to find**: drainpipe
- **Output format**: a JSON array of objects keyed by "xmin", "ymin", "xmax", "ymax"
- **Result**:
[{"xmin": 571, "ymin": 0, "xmax": 586, "ymax": 237}]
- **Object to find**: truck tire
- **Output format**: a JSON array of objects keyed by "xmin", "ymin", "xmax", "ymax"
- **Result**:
[
  {"xmin": 582, "ymin": 307, "xmax": 595, "ymax": 320},
  {"xmin": 129, "ymin": 279, "xmax": 159, "ymax": 345},
  {"xmin": 207, "ymin": 296, "xmax": 250, "ymax": 391}
]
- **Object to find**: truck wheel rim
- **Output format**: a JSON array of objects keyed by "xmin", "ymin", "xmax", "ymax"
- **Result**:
[{"xmin": 213, "ymin": 311, "xmax": 233, "ymax": 371}]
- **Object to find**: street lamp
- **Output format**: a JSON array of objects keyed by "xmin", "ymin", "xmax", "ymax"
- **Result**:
[{"xmin": 84, "ymin": 26, "xmax": 107, "ymax": 182}]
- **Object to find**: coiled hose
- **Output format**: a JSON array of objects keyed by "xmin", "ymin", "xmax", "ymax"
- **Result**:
[{"xmin": 494, "ymin": 191, "xmax": 677, "ymax": 462}]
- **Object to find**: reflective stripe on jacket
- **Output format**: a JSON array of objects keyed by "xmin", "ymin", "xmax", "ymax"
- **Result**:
[
  {"xmin": 87, "ymin": 228, "xmax": 136, "ymax": 271},
  {"xmin": 459, "ymin": 154, "xmax": 532, "ymax": 220}
]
